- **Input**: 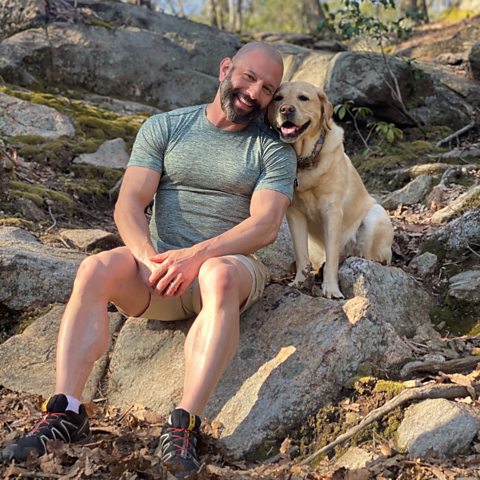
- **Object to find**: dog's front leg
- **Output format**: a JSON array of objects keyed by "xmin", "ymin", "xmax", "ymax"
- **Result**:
[
  {"xmin": 286, "ymin": 207, "xmax": 311, "ymax": 286},
  {"xmin": 322, "ymin": 203, "xmax": 344, "ymax": 299}
]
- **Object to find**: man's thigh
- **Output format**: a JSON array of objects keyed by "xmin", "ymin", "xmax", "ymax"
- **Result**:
[{"xmin": 134, "ymin": 254, "xmax": 269, "ymax": 321}]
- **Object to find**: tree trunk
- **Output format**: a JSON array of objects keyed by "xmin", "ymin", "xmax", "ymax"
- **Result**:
[
  {"xmin": 207, "ymin": 0, "xmax": 218, "ymax": 27},
  {"xmin": 235, "ymin": 0, "xmax": 242, "ymax": 33},
  {"xmin": 420, "ymin": 0, "xmax": 429, "ymax": 22},
  {"xmin": 228, "ymin": 0, "xmax": 235, "ymax": 31}
]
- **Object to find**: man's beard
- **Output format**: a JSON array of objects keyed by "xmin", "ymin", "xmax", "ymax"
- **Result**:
[{"xmin": 220, "ymin": 71, "xmax": 263, "ymax": 124}]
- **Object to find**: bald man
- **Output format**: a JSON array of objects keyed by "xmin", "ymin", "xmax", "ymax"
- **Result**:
[{"xmin": 7, "ymin": 42, "xmax": 296, "ymax": 478}]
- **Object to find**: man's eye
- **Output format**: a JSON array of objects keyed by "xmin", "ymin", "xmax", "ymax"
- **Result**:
[
  {"xmin": 273, "ymin": 95, "xmax": 283, "ymax": 102},
  {"xmin": 263, "ymin": 86, "xmax": 273, "ymax": 95},
  {"xmin": 299, "ymin": 95, "xmax": 309, "ymax": 101},
  {"xmin": 245, "ymin": 73, "xmax": 255, "ymax": 80}
]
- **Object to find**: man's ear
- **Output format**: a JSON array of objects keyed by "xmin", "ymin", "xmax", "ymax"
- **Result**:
[
  {"xmin": 219, "ymin": 58, "xmax": 232, "ymax": 81},
  {"xmin": 317, "ymin": 88, "xmax": 333, "ymax": 131}
]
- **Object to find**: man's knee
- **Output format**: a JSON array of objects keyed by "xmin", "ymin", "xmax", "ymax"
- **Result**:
[
  {"xmin": 75, "ymin": 254, "xmax": 110, "ymax": 290},
  {"xmin": 75, "ymin": 249, "xmax": 133, "ymax": 295},
  {"xmin": 198, "ymin": 258, "xmax": 241, "ymax": 296}
]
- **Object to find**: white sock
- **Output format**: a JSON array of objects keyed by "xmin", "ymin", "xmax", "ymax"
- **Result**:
[{"xmin": 65, "ymin": 395, "xmax": 81, "ymax": 413}]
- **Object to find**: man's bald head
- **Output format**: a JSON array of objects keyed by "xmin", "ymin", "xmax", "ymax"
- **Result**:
[{"xmin": 232, "ymin": 42, "xmax": 284, "ymax": 74}]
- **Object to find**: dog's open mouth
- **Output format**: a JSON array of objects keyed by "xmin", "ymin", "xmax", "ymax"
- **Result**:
[{"xmin": 280, "ymin": 120, "xmax": 310, "ymax": 139}]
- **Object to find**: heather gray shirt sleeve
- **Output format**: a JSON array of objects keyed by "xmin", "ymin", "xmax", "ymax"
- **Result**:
[{"xmin": 128, "ymin": 114, "xmax": 169, "ymax": 172}]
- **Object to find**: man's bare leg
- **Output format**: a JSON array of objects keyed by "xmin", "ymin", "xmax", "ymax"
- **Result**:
[
  {"xmin": 178, "ymin": 257, "xmax": 252, "ymax": 415},
  {"xmin": 56, "ymin": 247, "xmax": 151, "ymax": 399}
]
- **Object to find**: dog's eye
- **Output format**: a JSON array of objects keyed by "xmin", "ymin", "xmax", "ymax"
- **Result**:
[
  {"xmin": 298, "ymin": 95, "xmax": 309, "ymax": 102},
  {"xmin": 273, "ymin": 95, "xmax": 283, "ymax": 102}
]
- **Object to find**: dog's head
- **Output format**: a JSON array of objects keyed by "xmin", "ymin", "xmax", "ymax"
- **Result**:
[{"xmin": 267, "ymin": 81, "xmax": 333, "ymax": 146}]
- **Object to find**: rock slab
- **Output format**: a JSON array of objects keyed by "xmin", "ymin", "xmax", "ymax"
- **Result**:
[
  {"xmin": 108, "ymin": 258, "xmax": 434, "ymax": 458},
  {"xmin": 0, "ymin": 226, "xmax": 85, "ymax": 310},
  {"xmin": 397, "ymin": 398, "xmax": 480, "ymax": 458},
  {"xmin": 0, "ymin": 91, "xmax": 75, "ymax": 139}
]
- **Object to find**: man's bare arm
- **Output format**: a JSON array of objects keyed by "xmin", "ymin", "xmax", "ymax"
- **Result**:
[
  {"xmin": 114, "ymin": 166, "xmax": 161, "ymax": 284},
  {"xmin": 149, "ymin": 189, "xmax": 290, "ymax": 296}
]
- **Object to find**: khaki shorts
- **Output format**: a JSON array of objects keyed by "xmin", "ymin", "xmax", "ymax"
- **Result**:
[{"xmin": 136, "ymin": 254, "xmax": 269, "ymax": 321}]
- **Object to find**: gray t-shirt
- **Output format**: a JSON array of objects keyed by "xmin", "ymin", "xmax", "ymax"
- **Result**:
[{"xmin": 128, "ymin": 104, "xmax": 296, "ymax": 253}]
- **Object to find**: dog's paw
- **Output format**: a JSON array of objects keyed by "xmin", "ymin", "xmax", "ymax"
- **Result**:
[{"xmin": 322, "ymin": 284, "xmax": 344, "ymax": 299}]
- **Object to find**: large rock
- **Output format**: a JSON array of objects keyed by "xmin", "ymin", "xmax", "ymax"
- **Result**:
[
  {"xmin": 448, "ymin": 270, "xmax": 480, "ymax": 303},
  {"xmin": 338, "ymin": 257, "xmax": 434, "ymax": 338},
  {"xmin": 422, "ymin": 207, "xmax": 480, "ymax": 260},
  {"xmin": 256, "ymin": 218, "xmax": 294, "ymax": 280},
  {"xmin": 74, "ymin": 138, "xmax": 130, "ymax": 169},
  {"xmin": 397, "ymin": 398, "xmax": 480, "ymax": 458},
  {"xmin": 59, "ymin": 228, "xmax": 122, "ymax": 251},
  {"xmin": 0, "ymin": 91, "xmax": 75, "ymax": 139},
  {"xmin": 279, "ymin": 47, "xmax": 474, "ymax": 129},
  {"xmin": 0, "ymin": 226, "xmax": 85, "ymax": 310},
  {"xmin": 108, "ymin": 260, "xmax": 433, "ymax": 458},
  {"xmin": 0, "ymin": 1, "xmax": 240, "ymax": 110},
  {"xmin": 0, "ymin": 305, "xmax": 124, "ymax": 402},
  {"xmin": 381, "ymin": 175, "xmax": 433, "ymax": 210}
]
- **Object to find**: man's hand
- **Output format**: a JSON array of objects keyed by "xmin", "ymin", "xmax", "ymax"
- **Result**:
[{"xmin": 147, "ymin": 247, "xmax": 204, "ymax": 297}]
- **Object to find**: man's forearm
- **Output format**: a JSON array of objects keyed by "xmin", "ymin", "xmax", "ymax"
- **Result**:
[
  {"xmin": 114, "ymin": 201, "xmax": 157, "ymax": 262},
  {"xmin": 192, "ymin": 214, "xmax": 279, "ymax": 263}
]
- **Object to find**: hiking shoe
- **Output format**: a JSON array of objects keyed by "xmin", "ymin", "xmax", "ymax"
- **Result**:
[
  {"xmin": 157, "ymin": 408, "xmax": 201, "ymax": 478},
  {"xmin": 12, "ymin": 394, "xmax": 90, "ymax": 461}
]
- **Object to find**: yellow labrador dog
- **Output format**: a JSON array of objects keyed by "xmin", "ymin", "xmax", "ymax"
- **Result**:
[{"xmin": 268, "ymin": 81, "xmax": 394, "ymax": 298}]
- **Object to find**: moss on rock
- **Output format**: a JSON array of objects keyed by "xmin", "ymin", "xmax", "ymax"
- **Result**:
[
  {"xmin": 351, "ymin": 139, "xmax": 447, "ymax": 191},
  {"xmin": 8, "ymin": 180, "xmax": 76, "ymax": 216}
]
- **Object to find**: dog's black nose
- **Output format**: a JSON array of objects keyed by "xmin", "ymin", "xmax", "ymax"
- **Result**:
[{"xmin": 280, "ymin": 104, "xmax": 295, "ymax": 115}]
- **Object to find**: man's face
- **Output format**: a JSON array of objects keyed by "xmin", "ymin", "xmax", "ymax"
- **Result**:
[
  {"xmin": 220, "ymin": 69, "xmax": 263, "ymax": 124},
  {"xmin": 219, "ymin": 50, "xmax": 283, "ymax": 125}
]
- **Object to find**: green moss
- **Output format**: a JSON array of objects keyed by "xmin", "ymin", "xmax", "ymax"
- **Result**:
[
  {"xmin": 421, "ymin": 238, "xmax": 447, "ymax": 262},
  {"xmin": 8, "ymin": 180, "xmax": 76, "ymax": 216},
  {"xmin": 244, "ymin": 437, "xmax": 279, "ymax": 462},
  {"xmin": 60, "ymin": 164, "xmax": 123, "ymax": 204},
  {"xmin": 352, "ymin": 139, "xmax": 448, "ymax": 191},
  {"xmin": 430, "ymin": 294, "xmax": 480, "ymax": 336},
  {"xmin": 383, "ymin": 407, "xmax": 402, "ymax": 439},
  {"xmin": 0, "ymin": 217, "xmax": 35, "ymax": 229},
  {"xmin": 10, "ymin": 135, "xmax": 47, "ymax": 145},
  {"xmin": 1, "ymin": 85, "xmax": 145, "ymax": 152},
  {"xmin": 89, "ymin": 17, "xmax": 115, "ymax": 29},
  {"xmin": 373, "ymin": 380, "xmax": 405, "ymax": 396}
]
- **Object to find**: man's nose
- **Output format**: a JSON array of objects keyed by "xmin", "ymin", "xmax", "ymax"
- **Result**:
[
  {"xmin": 280, "ymin": 104, "xmax": 295, "ymax": 115},
  {"xmin": 246, "ymin": 82, "xmax": 262, "ymax": 100}
]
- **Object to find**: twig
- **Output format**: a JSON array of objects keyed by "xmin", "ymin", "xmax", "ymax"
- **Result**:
[
  {"xmin": 108, "ymin": 177, "xmax": 123, "ymax": 199},
  {"xmin": 299, "ymin": 382, "xmax": 478, "ymax": 465},
  {"xmin": 436, "ymin": 121, "xmax": 476, "ymax": 147},
  {"xmin": 45, "ymin": 205, "xmax": 57, "ymax": 233},
  {"xmin": 401, "ymin": 356, "xmax": 480, "ymax": 377},
  {"xmin": 117, "ymin": 405, "xmax": 134, "ymax": 423},
  {"xmin": 466, "ymin": 243, "xmax": 480, "ymax": 259},
  {"xmin": 17, "ymin": 472, "xmax": 63, "ymax": 479}
]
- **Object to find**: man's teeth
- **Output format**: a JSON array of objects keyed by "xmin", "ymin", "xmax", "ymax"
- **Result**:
[{"xmin": 238, "ymin": 95, "xmax": 253, "ymax": 107}]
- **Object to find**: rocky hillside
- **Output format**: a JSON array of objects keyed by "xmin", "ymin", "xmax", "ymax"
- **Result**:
[{"xmin": 0, "ymin": 1, "xmax": 479, "ymax": 479}]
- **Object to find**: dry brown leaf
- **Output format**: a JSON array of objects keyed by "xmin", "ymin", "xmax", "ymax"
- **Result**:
[
  {"xmin": 279, "ymin": 436, "xmax": 292, "ymax": 456},
  {"xmin": 344, "ymin": 468, "xmax": 371, "ymax": 480}
]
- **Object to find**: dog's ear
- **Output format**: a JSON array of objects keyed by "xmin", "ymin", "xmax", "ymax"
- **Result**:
[{"xmin": 317, "ymin": 88, "xmax": 333, "ymax": 131}]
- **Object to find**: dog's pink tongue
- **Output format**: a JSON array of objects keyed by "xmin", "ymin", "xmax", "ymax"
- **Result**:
[{"xmin": 281, "ymin": 125, "xmax": 297, "ymax": 136}]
